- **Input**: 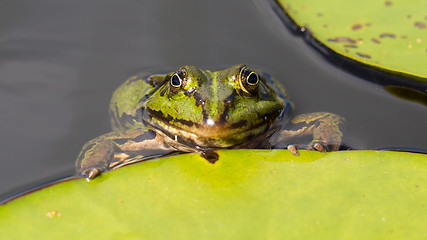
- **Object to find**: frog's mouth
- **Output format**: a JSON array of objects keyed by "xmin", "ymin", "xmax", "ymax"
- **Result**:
[
  {"xmin": 144, "ymin": 108, "xmax": 281, "ymax": 148},
  {"xmin": 154, "ymin": 119, "xmax": 271, "ymax": 148}
]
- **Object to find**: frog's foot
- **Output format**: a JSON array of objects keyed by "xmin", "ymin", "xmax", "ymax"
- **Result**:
[{"xmin": 78, "ymin": 167, "xmax": 103, "ymax": 181}]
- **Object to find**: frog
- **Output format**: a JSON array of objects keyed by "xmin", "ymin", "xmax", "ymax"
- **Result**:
[{"xmin": 76, "ymin": 64, "xmax": 345, "ymax": 180}]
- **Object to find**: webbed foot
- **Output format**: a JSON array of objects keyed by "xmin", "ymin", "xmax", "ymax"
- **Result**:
[{"xmin": 281, "ymin": 112, "xmax": 344, "ymax": 155}]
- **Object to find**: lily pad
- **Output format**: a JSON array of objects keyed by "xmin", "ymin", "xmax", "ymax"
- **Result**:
[
  {"xmin": 1, "ymin": 150, "xmax": 426, "ymax": 239},
  {"xmin": 276, "ymin": 0, "xmax": 427, "ymax": 83}
]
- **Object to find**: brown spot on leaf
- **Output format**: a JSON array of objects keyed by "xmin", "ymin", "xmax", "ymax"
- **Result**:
[
  {"xmin": 323, "ymin": 24, "xmax": 328, "ymax": 28},
  {"xmin": 365, "ymin": 23, "xmax": 372, "ymax": 27},
  {"xmin": 371, "ymin": 38, "xmax": 381, "ymax": 44},
  {"xmin": 356, "ymin": 52, "xmax": 371, "ymax": 59},
  {"xmin": 379, "ymin": 33, "xmax": 396, "ymax": 38},
  {"xmin": 344, "ymin": 45, "xmax": 358, "ymax": 48},
  {"xmin": 407, "ymin": 14, "xmax": 412, "ymax": 19},
  {"xmin": 401, "ymin": 35, "xmax": 408, "ymax": 39},
  {"xmin": 352, "ymin": 24, "xmax": 363, "ymax": 30},
  {"xmin": 414, "ymin": 22, "xmax": 426, "ymax": 29},
  {"xmin": 384, "ymin": 1, "xmax": 392, "ymax": 6},
  {"xmin": 328, "ymin": 37, "xmax": 356, "ymax": 44},
  {"xmin": 317, "ymin": 12, "xmax": 323, "ymax": 17}
]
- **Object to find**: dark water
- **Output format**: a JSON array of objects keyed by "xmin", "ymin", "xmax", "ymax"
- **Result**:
[{"xmin": 0, "ymin": 0, "xmax": 426, "ymax": 200}]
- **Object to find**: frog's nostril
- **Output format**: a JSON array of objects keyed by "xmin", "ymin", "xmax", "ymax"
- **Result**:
[{"xmin": 196, "ymin": 98, "xmax": 205, "ymax": 106}]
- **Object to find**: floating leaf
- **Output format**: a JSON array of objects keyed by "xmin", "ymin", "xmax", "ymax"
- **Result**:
[
  {"xmin": 276, "ymin": 0, "xmax": 427, "ymax": 83},
  {"xmin": 1, "ymin": 150, "xmax": 426, "ymax": 239}
]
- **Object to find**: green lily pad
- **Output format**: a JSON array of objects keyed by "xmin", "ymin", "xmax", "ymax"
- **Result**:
[
  {"xmin": 276, "ymin": 0, "xmax": 427, "ymax": 82},
  {"xmin": 1, "ymin": 150, "xmax": 426, "ymax": 239}
]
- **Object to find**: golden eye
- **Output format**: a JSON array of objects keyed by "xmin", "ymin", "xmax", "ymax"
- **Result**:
[
  {"xmin": 246, "ymin": 72, "xmax": 259, "ymax": 85},
  {"xmin": 239, "ymin": 67, "xmax": 259, "ymax": 94},
  {"xmin": 171, "ymin": 74, "xmax": 181, "ymax": 87},
  {"xmin": 170, "ymin": 69, "xmax": 187, "ymax": 88}
]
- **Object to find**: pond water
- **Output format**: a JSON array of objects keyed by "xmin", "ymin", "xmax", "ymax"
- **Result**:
[{"xmin": 0, "ymin": 0, "xmax": 426, "ymax": 200}]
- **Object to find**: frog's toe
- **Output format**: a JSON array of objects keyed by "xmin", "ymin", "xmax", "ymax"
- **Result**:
[
  {"xmin": 287, "ymin": 144, "xmax": 300, "ymax": 156},
  {"xmin": 87, "ymin": 168, "xmax": 102, "ymax": 180},
  {"xmin": 79, "ymin": 168, "xmax": 102, "ymax": 180},
  {"xmin": 313, "ymin": 142, "xmax": 327, "ymax": 152},
  {"xmin": 309, "ymin": 141, "xmax": 330, "ymax": 152}
]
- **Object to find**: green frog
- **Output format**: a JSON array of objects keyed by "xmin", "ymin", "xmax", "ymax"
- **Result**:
[{"xmin": 76, "ymin": 65, "xmax": 344, "ymax": 180}]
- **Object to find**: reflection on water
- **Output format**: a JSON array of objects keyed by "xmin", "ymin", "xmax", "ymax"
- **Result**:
[
  {"xmin": 0, "ymin": 0, "xmax": 426, "ymax": 200},
  {"xmin": 385, "ymin": 86, "xmax": 427, "ymax": 106}
]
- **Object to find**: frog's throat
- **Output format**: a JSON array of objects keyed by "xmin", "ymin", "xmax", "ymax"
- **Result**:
[{"xmin": 155, "ymin": 121, "xmax": 271, "ymax": 148}]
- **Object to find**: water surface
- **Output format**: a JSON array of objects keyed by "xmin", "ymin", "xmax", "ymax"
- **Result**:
[{"xmin": 0, "ymin": 0, "xmax": 426, "ymax": 200}]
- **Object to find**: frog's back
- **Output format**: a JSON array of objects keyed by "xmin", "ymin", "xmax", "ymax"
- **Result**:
[{"xmin": 109, "ymin": 73, "xmax": 166, "ymax": 131}]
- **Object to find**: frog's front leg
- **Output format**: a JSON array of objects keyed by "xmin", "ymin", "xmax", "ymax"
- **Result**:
[
  {"xmin": 275, "ymin": 112, "xmax": 345, "ymax": 155},
  {"xmin": 75, "ymin": 128, "xmax": 174, "ymax": 180}
]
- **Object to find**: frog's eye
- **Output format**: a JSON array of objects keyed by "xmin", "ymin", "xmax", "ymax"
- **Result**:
[
  {"xmin": 239, "ymin": 67, "xmax": 259, "ymax": 94},
  {"xmin": 170, "ymin": 69, "xmax": 187, "ymax": 88},
  {"xmin": 247, "ymin": 72, "xmax": 259, "ymax": 85}
]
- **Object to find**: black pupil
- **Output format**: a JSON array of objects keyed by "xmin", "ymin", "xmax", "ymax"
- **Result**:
[
  {"xmin": 171, "ymin": 74, "xmax": 181, "ymax": 86},
  {"xmin": 247, "ymin": 73, "xmax": 258, "ymax": 85}
]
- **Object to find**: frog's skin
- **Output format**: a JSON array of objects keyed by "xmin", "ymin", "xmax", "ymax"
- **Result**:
[{"xmin": 76, "ymin": 65, "xmax": 345, "ymax": 179}]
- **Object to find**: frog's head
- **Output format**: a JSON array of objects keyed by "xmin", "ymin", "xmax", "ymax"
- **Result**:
[{"xmin": 144, "ymin": 64, "xmax": 286, "ymax": 148}]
